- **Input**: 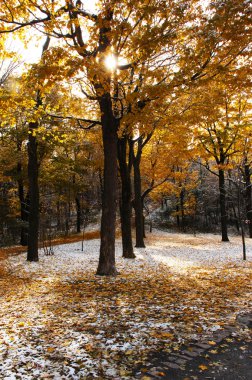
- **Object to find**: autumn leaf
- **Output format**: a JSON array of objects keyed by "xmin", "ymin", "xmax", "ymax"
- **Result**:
[
  {"xmin": 198, "ymin": 364, "xmax": 208, "ymax": 371},
  {"xmin": 209, "ymin": 349, "xmax": 218, "ymax": 354},
  {"xmin": 46, "ymin": 347, "xmax": 55, "ymax": 353}
]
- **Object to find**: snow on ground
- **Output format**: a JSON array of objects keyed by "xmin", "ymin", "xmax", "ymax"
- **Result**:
[
  {"xmin": 0, "ymin": 231, "xmax": 251, "ymax": 379},
  {"xmin": 7, "ymin": 231, "xmax": 252, "ymax": 280}
]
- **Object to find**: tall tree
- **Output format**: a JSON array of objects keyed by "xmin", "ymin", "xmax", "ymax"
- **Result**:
[
  {"xmin": 117, "ymin": 133, "xmax": 135, "ymax": 258},
  {"xmin": 0, "ymin": 0, "xmax": 250, "ymax": 272},
  {"xmin": 191, "ymin": 73, "xmax": 251, "ymax": 241}
]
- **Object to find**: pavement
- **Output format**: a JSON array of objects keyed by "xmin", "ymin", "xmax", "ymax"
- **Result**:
[{"xmin": 133, "ymin": 313, "xmax": 252, "ymax": 380}]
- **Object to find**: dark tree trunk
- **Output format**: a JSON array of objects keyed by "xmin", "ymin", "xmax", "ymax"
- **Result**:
[
  {"xmin": 20, "ymin": 194, "xmax": 29, "ymax": 246},
  {"xmin": 133, "ymin": 139, "xmax": 145, "ymax": 248},
  {"xmin": 27, "ymin": 121, "xmax": 40, "ymax": 261},
  {"xmin": 118, "ymin": 136, "xmax": 135, "ymax": 258},
  {"xmin": 26, "ymin": 38, "xmax": 50, "ymax": 261},
  {"xmin": 57, "ymin": 200, "xmax": 61, "ymax": 230},
  {"xmin": 64, "ymin": 201, "xmax": 70, "ymax": 236},
  {"xmin": 180, "ymin": 187, "xmax": 185, "ymax": 231},
  {"xmin": 16, "ymin": 156, "xmax": 29, "ymax": 246},
  {"xmin": 218, "ymin": 168, "xmax": 229, "ymax": 242},
  {"xmin": 96, "ymin": 94, "xmax": 118, "ymax": 275},
  {"xmin": 244, "ymin": 163, "xmax": 252, "ymax": 238},
  {"xmin": 176, "ymin": 204, "xmax": 180, "ymax": 227},
  {"xmin": 75, "ymin": 195, "xmax": 81, "ymax": 233}
]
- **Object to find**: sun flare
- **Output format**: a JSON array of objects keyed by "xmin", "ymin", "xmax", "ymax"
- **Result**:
[{"xmin": 104, "ymin": 54, "xmax": 117, "ymax": 70}]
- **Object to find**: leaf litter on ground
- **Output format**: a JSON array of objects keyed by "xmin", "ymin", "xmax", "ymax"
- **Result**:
[{"xmin": 0, "ymin": 231, "xmax": 251, "ymax": 379}]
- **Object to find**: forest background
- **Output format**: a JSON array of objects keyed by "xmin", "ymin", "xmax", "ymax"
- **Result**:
[{"xmin": 0, "ymin": 0, "xmax": 251, "ymax": 275}]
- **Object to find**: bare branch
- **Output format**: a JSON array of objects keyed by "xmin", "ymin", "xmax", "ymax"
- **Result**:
[
  {"xmin": 80, "ymin": 86, "xmax": 98, "ymax": 100},
  {"xmin": 47, "ymin": 112, "xmax": 101, "ymax": 126}
]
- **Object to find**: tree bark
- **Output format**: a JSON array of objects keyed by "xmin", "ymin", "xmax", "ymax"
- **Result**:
[
  {"xmin": 75, "ymin": 195, "xmax": 81, "ymax": 233},
  {"xmin": 16, "ymin": 152, "xmax": 29, "ymax": 246},
  {"xmin": 26, "ymin": 37, "xmax": 50, "ymax": 261},
  {"xmin": 176, "ymin": 204, "xmax": 180, "ymax": 228},
  {"xmin": 244, "ymin": 162, "xmax": 252, "ymax": 238},
  {"xmin": 27, "ymin": 122, "xmax": 40, "ymax": 261},
  {"xmin": 218, "ymin": 168, "xmax": 229, "ymax": 242},
  {"xmin": 118, "ymin": 136, "xmax": 135, "ymax": 258},
  {"xmin": 180, "ymin": 187, "xmax": 185, "ymax": 231},
  {"xmin": 96, "ymin": 94, "xmax": 119, "ymax": 275},
  {"xmin": 133, "ymin": 138, "xmax": 145, "ymax": 248}
]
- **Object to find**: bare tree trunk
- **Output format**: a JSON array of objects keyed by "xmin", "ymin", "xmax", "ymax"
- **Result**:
[
  {"xmin": 176, "ymin": 204, "xmax": 180, "ymax": 228},
  {"xmin": 180, "ymin": 187, "xmax": 185, "ymax": 231},
  {"xmin": 133, "ymin": 139, "xmax": 145, "ymax": 248},
  {"xmin": 244, "ymin": 162, "xmax": 252, "ymax": 238},
  {"xmin": 75, "ymin": 195, "xmax": 81, "ymax": 233},
  {"xmin": 218, "ymin": 168, "xmax": 229, "ymax": 242},
  {"xmin": 27, "ymin": 121, "xmax": 40, "ymax": 261},
  {"xmin": 16, "ymin": 152, "xmax": 29, "ymax": 246},
  {"xmin": 118, "ymin": 136, "xmax": 135, "ymax": 258},
  {"xmin": 27, "ymin": 37, "xmax": 50, "ymax": 262},
  {"xmin": 96, "ymin": 94, "xmax": 118, "ymax": 275}
]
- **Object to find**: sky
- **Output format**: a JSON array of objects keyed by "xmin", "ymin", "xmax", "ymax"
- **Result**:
[{"xmin": 6, "ymin": 0, "xmax": 98, "ymax": 66}]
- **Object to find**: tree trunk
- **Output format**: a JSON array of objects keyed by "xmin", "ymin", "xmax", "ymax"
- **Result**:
[
  {"xmin": 27, "ymin": 122, "xmax": 40, "ymax": 261},
  {"xmin": 20, "ymin": 194, "xmax": 29, "ymax": 246},
  {"xmin": 118, "ymin": 136, "xmax": 135, "ymax": 258},
  {"xmin": 218, "ymin": 168, "xmax": 229, "ymax": 242},
  {"xmin": 96, "ymin": 95, "xmax": 118, "ymax": 275},
  {"xmin": 244, "ymin": 163, "xmax": 252, "ymax": 238},
  {"xmin": 75, "ymin": 195, "xmax": 81, "ymax": 233},
  {"xmin": 26, "ymin": 38, "xmax": 50, "ymax": 261},
  {"xmin": 16, "ymin": 156, "xmax": 29, "ymax": 246},
  {"xmin": 176, "ymin": 204, "xmax": 180, "ymax": 227},
  {"xmin": 180, "ymin": 187, "xmax": 185, "ymax": 231},
  {"xmin": 133, "ymin": 142, "xmax": 145, "ymax": 248}
]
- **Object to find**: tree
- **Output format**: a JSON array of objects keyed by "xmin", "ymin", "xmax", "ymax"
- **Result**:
[
  {"xmin": 117, "ymin": 133, "xmax": 135, "ymax": 258},
  {"xmin": 191, "ymin": 72, "xmax": 251, "ymax": 241},
  {"xmin": 0, "ymin": 0, "xmax": 251, "ymax": 273}
]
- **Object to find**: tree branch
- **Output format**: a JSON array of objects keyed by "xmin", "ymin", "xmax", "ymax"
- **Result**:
[{"xmin": 47, "ymin": 113, "xmax": 101, "ymax": 126}]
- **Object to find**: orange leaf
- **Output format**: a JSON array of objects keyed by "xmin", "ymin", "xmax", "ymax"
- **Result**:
[{"xmin": 198, "ymin": 364, "xmax": 208, "ymax": 371}]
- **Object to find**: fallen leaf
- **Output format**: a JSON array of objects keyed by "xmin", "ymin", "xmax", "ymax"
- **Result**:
[
  {"xmin": 198, "ymin": 364, "xmax": 208, "ymax": 371},
  {"xmin": 209, "ymin": 349, "xmax": 218, "ymax": 354},
  {"xmin": 208, "ymin": 341, "xmax": 216, "ymax": 346}
]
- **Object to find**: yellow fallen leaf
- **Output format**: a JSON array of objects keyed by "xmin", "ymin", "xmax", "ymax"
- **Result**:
[
  {"xmin": 46, "ymin": 347, "xmax": 55, "ymax": 352},
  {"xmin": 18, "ymin": 322, "xmax": 25, "ymax": 327},
  {"xmin": 125, "ymin": 350, "xmax": 133, "ymax": 355},
  {"xmin": 209, "ymin": 349, "xmax": 218, "ymax": 354},
  {"xmin": 161, "ymin": 332, "xmax": 174, "ymax": 339},
  {"xmin": 208, "ymin": 341, "xmax": 216, "ymax": 345},
  {"xmin": 198, "ymin": 364, "xmax": 208, "ymax": 370},
  {"xmin": 226, "ymin": 338, "xmax": 233, "ymax": 342}
]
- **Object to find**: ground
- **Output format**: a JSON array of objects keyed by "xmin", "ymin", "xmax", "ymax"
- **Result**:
[{"xmin": 0, "ymin": 231, "xmax": 251, "ymax": 379}]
